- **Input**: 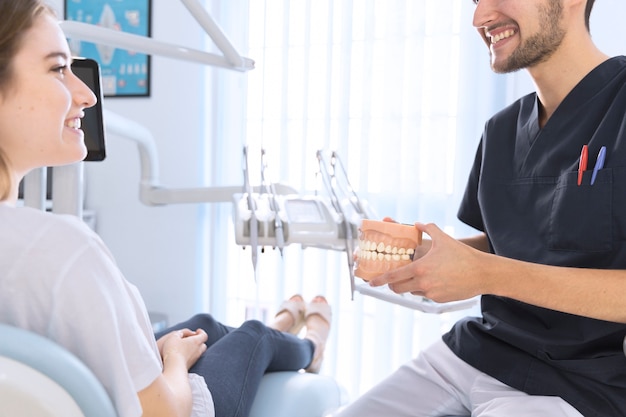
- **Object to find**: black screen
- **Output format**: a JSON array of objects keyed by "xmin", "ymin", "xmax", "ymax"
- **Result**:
[{"xmin": 71, "ymin": 58, "xmax": 106, "ymax": 161}]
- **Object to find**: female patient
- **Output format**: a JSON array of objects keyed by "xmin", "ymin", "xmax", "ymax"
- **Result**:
[{"xmin": 0, "ymin": 2, "xmax": 331, "ymax": 417}]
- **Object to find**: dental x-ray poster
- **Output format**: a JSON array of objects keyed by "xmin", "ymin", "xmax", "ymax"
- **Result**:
[{"xmin": 65, "ymin": 0, "xmax": 151, "ymax": 97}]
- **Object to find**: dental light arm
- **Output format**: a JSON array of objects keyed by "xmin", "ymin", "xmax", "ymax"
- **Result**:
[
  {"xmin": 60, "ymin": 21, "xmax": 253, "ymax": 72},
  {"xmin": 60, "ymin": 0, "xmax": 254, "ymax": 72},
  {"xmin": 178, "ymin": 0, "xmax": 245, "ymax": 68}
]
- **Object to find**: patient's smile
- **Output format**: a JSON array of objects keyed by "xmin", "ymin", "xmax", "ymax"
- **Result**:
[{"xmin": 65, "ymin": 118, "xmax": 81, "ymax": 129}]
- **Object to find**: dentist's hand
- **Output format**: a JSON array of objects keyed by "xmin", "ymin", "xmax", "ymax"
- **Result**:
[
  {"xmin": 379, "ymin": 217, "xmax": 433, "ymax": 261},
  {"xmin": 368, "ymin": 222, "xmax": 486, "ymax": 303},
  {"xmin": 157, "ymin": 328, "xmax": 208, "ymax": 370}
]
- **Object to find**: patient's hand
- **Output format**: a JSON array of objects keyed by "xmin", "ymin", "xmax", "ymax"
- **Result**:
[{"xmin": 157, "ymin": 329, "xmax": 208, "ymax": 370}]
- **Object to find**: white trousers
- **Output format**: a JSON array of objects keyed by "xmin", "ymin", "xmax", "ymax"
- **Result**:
[{"xmin": 332, "ymin": 339, "xmax": 584, "ymax": 417}]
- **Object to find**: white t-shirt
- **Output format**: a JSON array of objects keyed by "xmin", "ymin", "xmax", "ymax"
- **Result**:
[{"xmin": 0, "ymin": 205, "xmax": 214, "ymax": 417}]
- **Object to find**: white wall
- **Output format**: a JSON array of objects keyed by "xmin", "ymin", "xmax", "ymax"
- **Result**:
[
  {"xmin": 50, "ymin": 1, "xmax": 626, "ymax": 326},
  {"xmin": 592, "ymin": 0, "xmax": 626, "ymax": 57}
]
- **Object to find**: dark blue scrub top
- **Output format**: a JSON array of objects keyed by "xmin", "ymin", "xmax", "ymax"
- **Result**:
[{"xmin": 443, "ymin": 56, "xmax": 626, "ymax": 417}]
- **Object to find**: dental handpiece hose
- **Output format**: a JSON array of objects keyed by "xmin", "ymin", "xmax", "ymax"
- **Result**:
[
  {"xmin": 269, "ymin": 183, "xmax": 285, "ymax": 256},
  {"xmin": 317, "ymin": 150, "xmax": 356, "ymax": 299},
  {"xmin": 243, "ymin": 146, "xmax": 258, "ymax": 275},
  {"xmin": 260, "ymin": 149, "xmax": 285, "ymax": 256}
]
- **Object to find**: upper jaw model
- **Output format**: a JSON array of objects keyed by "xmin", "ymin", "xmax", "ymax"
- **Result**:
[{"xmin": 354, "ymin": 219, "xmax": 422, "ymax": 281}]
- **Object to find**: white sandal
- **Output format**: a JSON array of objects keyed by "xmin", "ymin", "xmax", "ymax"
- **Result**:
[
  {"xmin": 274, "ymin": 295, "xmax": 306, "ymax": 335},
  {"xmin": 304, "ymin": 296, "xmax": 332, "ymax": 373}
]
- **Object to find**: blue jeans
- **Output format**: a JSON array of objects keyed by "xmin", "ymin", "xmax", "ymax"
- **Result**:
[{"xmin": 155, "ymin": 314, "xmax": 315, "ymax": 417}]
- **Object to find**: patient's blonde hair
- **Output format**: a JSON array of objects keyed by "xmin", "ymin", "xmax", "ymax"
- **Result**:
[{"xmin": 0, "ymin": 0, "xmax": 54, "ymax": 200}]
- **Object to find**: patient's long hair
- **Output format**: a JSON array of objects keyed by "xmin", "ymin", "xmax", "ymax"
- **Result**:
[{"xmin": 0, "ymin": 0, "xmax": 54, "ymax": 201}]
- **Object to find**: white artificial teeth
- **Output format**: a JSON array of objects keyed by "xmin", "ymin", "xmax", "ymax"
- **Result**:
[
  {"xmin": 356, "ymin": 249, "xmax": 414, "ymax": 262},
  {"xmin": 357, "ymin": 239, "xmax": 415, "ymax": 261}
]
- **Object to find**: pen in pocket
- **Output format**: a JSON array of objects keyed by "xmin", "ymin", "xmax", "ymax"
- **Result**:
[
  {"xmin": 578, "ymin": 144, "xmax": 588, "ymax": 186},
  {"xmin": 591, "ymin": 146, "xmax": 607, "ymax": 185}
]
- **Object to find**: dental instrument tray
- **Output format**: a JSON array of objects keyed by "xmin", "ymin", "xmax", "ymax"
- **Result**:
[
  {"xmin": 232, "ymin": 148, "xmax": 477, "ymax": 314},
  {"xmin": 231, "ymin": 191, "xmax": 478, "ymax": 313},
  {"xmin": 232, "ymin": 193, "xmax": 359, "ymax": 251}
]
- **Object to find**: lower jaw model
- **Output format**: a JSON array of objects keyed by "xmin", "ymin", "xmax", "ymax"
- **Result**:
[{"xmin": 354, "ymin": 219, "xmax": 422, "ymax": 281}]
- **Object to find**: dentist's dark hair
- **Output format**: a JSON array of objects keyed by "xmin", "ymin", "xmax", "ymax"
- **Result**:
[
  {"xmin": 0, "ymin": 0, "xmax": 54, "ymax": 200},
  {"xmin": 585, "ymin": 0, "xmax": 596, "ymax": 31}
]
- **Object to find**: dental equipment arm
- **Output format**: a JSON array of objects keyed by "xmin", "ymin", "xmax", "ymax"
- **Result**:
[
  {"xmin": 103, "ymin": 110, "xmax": 296, "ymax": 206},
  {"xmin": 178, "ymin": 0, "xmax": 245, "ymax": 68},
  {"xmin": 60, "ymin": 0, "xmax": 254, "ymax": 72}
]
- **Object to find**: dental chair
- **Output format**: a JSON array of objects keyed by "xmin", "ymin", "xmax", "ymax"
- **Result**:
[{"xmin": 0, "ymin": 323, "xmax": 344, "ymax": 417}]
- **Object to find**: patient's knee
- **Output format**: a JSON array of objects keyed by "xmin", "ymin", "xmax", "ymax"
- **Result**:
[{"xmin": 239, "ymin": 319, "xmax": 268, "ymax": 337}]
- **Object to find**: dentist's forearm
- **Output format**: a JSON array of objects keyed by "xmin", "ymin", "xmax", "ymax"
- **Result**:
[
  {"xmin": 459, "ymin": 233, "xmax": 490, "ymax": 252},
  {"xmin": 482, "ymin": 252, "xmax": 626, "ymax": 324}
]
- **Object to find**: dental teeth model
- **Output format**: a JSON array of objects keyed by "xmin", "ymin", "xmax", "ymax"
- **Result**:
[{"xmin": 354, "ymin": 219, "xmax": 422, "ymax": 281}]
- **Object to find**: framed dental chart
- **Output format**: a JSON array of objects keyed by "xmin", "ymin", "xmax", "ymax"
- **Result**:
[{"xmin": 65, "ymin": 0, "xmax": 152, "ymax": 97}]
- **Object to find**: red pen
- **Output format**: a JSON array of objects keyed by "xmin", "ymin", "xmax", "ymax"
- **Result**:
[{"xmin": 578, "ymin": 144, "xmax": 588, "ymax": 186}]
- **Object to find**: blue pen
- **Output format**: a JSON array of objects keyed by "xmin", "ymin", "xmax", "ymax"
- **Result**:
[{"xmin": 590, "ymin": 146, "xmax": 607, "ymax": 185}]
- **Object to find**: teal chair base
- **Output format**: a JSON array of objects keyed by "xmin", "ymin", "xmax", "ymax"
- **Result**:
[
  {"xmin": 250, "ymin": 371, "xmax": 344, "ymax": 417},
  {"xmin": 0, "ymin": 323, "xmax": 345, "ymax": 417}
]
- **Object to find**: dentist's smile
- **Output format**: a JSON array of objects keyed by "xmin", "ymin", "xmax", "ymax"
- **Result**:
[{"xmin": 489, "ymin": 28, "xmax": 517, "ymax": 45}]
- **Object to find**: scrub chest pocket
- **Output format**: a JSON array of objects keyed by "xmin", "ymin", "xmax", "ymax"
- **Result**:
[
  {"xmin": 477, "ymin": 166, "xmax": 626, "ymax": 259},
  {"xmin": 549, "ymin": 168, "xmax": 613, "ymax": 253}
]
